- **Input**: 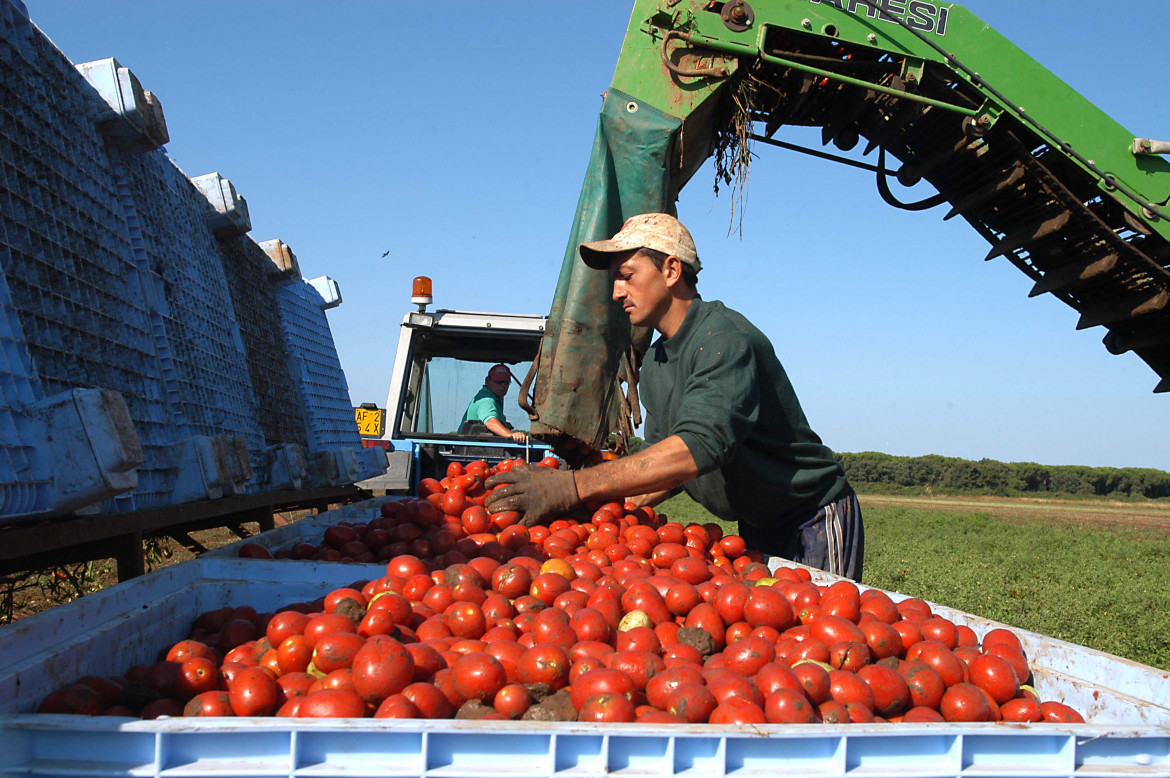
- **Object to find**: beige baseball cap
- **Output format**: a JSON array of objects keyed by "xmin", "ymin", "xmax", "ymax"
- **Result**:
[{"xmin": 579, "ymin": 213, "xmax": 701, "ymax": 274}]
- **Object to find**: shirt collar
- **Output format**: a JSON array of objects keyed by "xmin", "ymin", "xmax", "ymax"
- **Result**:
[{"xmin": 658, "ymin": 297, "xmax": 705, "ymax": 357}]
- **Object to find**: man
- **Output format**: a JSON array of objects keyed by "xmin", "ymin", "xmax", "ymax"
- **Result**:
[
  {"xmin": 485, "ymin": 213, "xmax": 863, "ymax": 579},
  {"xmin": 461, "ymin": 364, "xmax": 527, "ymax": 443}
]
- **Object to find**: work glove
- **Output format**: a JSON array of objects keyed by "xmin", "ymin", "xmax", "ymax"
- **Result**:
[{"xmin": 484, "ymin": 465, "xmax": 580, "ymax": 528}]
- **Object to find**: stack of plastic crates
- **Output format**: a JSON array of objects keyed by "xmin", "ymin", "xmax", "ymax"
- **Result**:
[
  {"xmin": 108, "ymin": 148, "xmax": 267, "ymax": 490},
  {"xmin": 217, "ymin": 237, "xmax": 308, "ymax": 456},
  {"xmin": 272, "ymin": 278, "xmax": 383, "ymax": 484},
  {"xmin": 0, "ymin": 269, "xmax": 47, "ymax": 516},
  {"xmin": 0, "ymin": 2, "xmax": 174, "ymax": 513}
]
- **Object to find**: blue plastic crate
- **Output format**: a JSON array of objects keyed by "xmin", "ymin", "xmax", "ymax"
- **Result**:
[
  {"xmin": 218, "ymin": 236, "xmax": 308, "ymax": 454},
  {"xmin": 275, "ymin": 278, "xmax": 362, "ymax": 454},
  {"xmin": 0, "ymin": 555, "xmax": 1166, "ymax": 778}
]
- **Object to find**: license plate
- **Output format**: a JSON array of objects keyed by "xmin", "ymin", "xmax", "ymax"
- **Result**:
[{"xmin": 354, "ymin": 407, "xmax": 385, "ymax": 437}]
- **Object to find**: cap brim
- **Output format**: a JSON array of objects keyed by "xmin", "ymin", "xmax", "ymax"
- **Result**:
[{"xmin": 579, "ymin": 237, "xmax": 639, "ymax": 270}]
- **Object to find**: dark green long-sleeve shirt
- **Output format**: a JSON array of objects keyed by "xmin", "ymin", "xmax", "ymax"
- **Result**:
[{"xmin": 640, "ymin": 298, "xmax": 850, "ymax": 532}]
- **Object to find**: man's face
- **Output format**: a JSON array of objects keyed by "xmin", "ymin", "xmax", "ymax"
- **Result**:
[
  {"xmin": 486, "ymin": 376, "xmax": 509, "ymax": 398},
  {"xmin": 610, "ymin": 250, "xmax": 672, "ymax": 329}
]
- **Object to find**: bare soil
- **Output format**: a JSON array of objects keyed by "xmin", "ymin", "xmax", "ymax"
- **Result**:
[{"xmin": 858, "ymin": 493, "xmax": 1170, "ymax": 535}]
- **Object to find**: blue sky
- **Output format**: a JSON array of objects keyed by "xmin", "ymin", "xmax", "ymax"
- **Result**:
[{"xmin": 28, "ymin": 1, "xmax": 1169, "ymax": 470}]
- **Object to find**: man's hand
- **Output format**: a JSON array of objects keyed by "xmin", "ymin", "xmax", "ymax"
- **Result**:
[
  {"xmin": 484, "ymin": 466, "xmax": 579, "ymax": 527},
  {"xmin": 509, "ymin": 430, "xmax": 528, "ymax": 443}
]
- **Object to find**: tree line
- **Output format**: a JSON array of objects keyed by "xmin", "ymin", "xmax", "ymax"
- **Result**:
[{"xmin": 836, "ymin": 451, "xmax": 1170, "ymax": 499}]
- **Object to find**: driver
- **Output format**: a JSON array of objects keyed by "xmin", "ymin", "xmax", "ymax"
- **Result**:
[{"xmin": 460, "ymin": 364, "xmax": 527, "ymax": 442}]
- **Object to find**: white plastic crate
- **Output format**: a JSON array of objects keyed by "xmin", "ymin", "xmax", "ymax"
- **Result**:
[{"xmin": 0, "ymin": 557, "xmax": 1166, "ymax": 777}]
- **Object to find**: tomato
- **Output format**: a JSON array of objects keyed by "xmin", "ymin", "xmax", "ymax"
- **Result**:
[
  {"xmin": 400, "ymin": 681, "xmax": 455, "ymax": 719},
  {"xmin": 579, "ymin": 693, "xmax": 637, "ymax": 722},
  {"xmin": 910, "ymin": 642, "xmax": 967, "ymax": 687},
  {"xmin": 37, "ymin": 683, "xmax": 104, "ymax": 715},
  {"xmin": 810, "ymin": 615, "xmax": 866, "ymax": 647},
  {"xmin": 266, "ymin": 611, "xmax": 310, "ymax": 647},
  {"xmin": 856, "ymin": 592, "xmax": 898, "ymax": 624},
  {"xmin": 817, "ymin": 700, "xmax": 850, "ymax": 724},
  {"xmin": 940, "ymin": 682, "xmax": 993, "ymax": 722},
  {"xmin": 985, "ymin": 643, "xmax": 1031, "ymax": 685},
  {"xmin": 1000, "ymin": 697, "xmax": 1042, "ymax": 722},
  {"xmin": 828, "ymin": 641, "xmax": 870, "ymax": 674},
  {"xmin": 184, "ymin": 690, "xmax": 233, "ymax": 717},
  {"xmin": 373, "ymin": 694, "xmax": 420, "ymax": 719},
  {"xmin": 350, "ymin": 635, "xmax": 414, "ymax": 705},
  {"xmin": 570, "ymin": 669, "xmax": 636, "ymax": 711},
  {"xmin": 166, "ymin": 639, "xmax": 215, "ymax": 664},
  {"xmin": 516, "ymin": 644, "xmax": 571, "ymax": 690},
  {"xmin": 683, "ymin": 603, "xmax": 727, "ymax": 651},
  {"xmin": 857, "ymin": 663, "xmax": 911, "ymax": 718},
  {"xmin": 743, "ymin": 586, "xmax": 796, "ymax": 631},
  {"xmin": 176, "ymin": 657, "xmax": 219, "ymax": 699},
  {"xmin": 828, "ymin": 669, "xmax": 875, "ymax": 710},
  {"xmin": 1040, "ymin": 700, "xmax": 1085, "ymax": 723},
  {"xmin": 312, "ymin": 632, "xmax": 366, "ymax": 674},
  {"xmin": 891, "ymin": 619, "xmax": 923, "ymax": 655},
  {"xmin": 722, "ymin": 636, "xmax": 775, "ymax": 677},
  {"xmin": 139, "ymin": 698, "xmax": 185, "ymax": 719},
  {"xmin": 304, "ymin": 614, "xmax": 359, "ymax": 649},
  {"xmin": 899, "ymin": 660, "xmax": 945, "ymax": 711},
  {"xmin": 493, "ymin": 683, "xmax": 534, "ymax": 719},
  {"xmin": 968, "ymin": 654, "xmax": 1019, "ymax": 704},
  {"xmin": 229, "ymin": 667, "xmax": 279, "ymax": 716},
  {"xmin": 762, "ymin": 687, "xmax": 818, "ymax": 723},
  {"xmin": 860, "ymin": 620, "xmax": 903, "ymax": 661},
  {"xmin": 646, "ymin": 666, "xmax": 705, "ymax": 710},
  {"xmin": 918, "ymin": 617, "xmax": 960, "ymax": 649},
  {"xmin": 791, "ymin": 661, "xmax": 832, "ymax": 705},
  {"xmin": 609, "ymin": 651, "xmax": 665, "ymax": 693},
  {"xmin": 666, "ymin": 684, "xmax": 718, "ymax": 724},
  {"xmin": 450, "ymin": 652, "xmax": 507, "ymax": 703},
  {"xmin": 900, "ymin": 705, "xmax": 946, "ymax": 723},
  {"xmin": 704, "ymin": 669, "xmax": 764, "ymax": 708},
  {"xmin": 325, "ymin": 588, "xmax": 368, "ymax": 614},
  {"xmin": 710, "ymin": 697, "xmax": 767, "ymax": 724}
]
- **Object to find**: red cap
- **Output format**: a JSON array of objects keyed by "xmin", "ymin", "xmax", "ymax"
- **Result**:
[{"xmin": 488, "ymin": 364, "xmax": 511, "ymax": 382}]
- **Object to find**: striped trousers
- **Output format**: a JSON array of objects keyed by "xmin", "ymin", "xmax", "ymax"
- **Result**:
[{"xmin": 741, "ymin": 488, "xmax": 865, "ymax": 581}]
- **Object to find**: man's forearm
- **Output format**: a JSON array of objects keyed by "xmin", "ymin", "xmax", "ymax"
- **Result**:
[
  {"xmin": 573, "ymin": 435, "xmax": 699, "ymax": 505},
  {"xmin": 627, "ymin": 487, "xmax": 682, "ymax": 509},
  {"xmin": 484, "ymin": 417, "xmax": 512, "ymax": 437}
]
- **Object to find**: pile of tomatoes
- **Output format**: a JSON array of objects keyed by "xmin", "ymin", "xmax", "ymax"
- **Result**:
[{"xmin": 38, "ymin": 458, "xmax": 1086, "ymax": 724}]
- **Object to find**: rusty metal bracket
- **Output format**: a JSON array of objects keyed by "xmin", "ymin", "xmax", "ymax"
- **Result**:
[
  {"xmin": 660, "ymin": 30, "xmax": 733, "ymax": 79},
  {"xmin": 1132, "ymin": 138, "xmax": 1170, "ymax": 156}
]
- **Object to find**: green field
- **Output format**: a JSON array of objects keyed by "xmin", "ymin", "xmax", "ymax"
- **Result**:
[{"xmin": 656, "ymin": 492, "xmax": 1170, "ymax": 671}]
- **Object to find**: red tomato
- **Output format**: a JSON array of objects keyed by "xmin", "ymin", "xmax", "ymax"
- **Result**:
[
  {"xmin": 516, "ymin": 644, "xmax": 571, "ymax": 690},
  {"xmin": 857, "ymin": 663, "xmax": 911, "ymax": 718},
  {"xmin": 710, "ymin": 697, "xmax": 767, "ymax": 724},
  {"xmin": 743, "ymin": 586, "xmax": 796, "ymax": 631},
  {"xmin": 666, "ymin": 684, "xmax": 718, "ymax": 724},
  {"xmin": 765, "ymin": 688, "xmax": 820, "ymax": 723},
  {"xmin": 184, "ymin": 691, "xmax": 233, "ymax": 717},
  {"xmin": 312, "ymin": 632, "xmax": 367, "ymax": 674},
  {"xmin": 401, "ymin": 682, "xmax": 456, "ymax": 719},
  {"xmin": 899, "ymin": 660, "xmax": 945, "ymax": 711},
  {"xmin": 791, "ymin": 661, "xmax": 832, "ymax": 705},
  {"xmin": 829, "ymin": 669, "xmax": 875, "ymax": 710},
  {"xmin": 350, "ymin": 635, "xmax": 414, "ymax": 705},
  {"xmin": 228, "ymin": 667, "xmax": 279, "ymax": 716},
  {"xmin": 1039, "ymin": 700, "xmax": 1085, "ymax": 723},
  {"xmin": 570, "ymin": 669, "xmax": 636, "ymax": 711},
  {"xmin": 451, "ymin": 652, "xmax": 507, "ymax": 703},
  {"xmin": 968, "ymin": 654, "xmax": 1020, "ymax": 704},
  {"xmin": 578, "ymin": 693, "xmax": 637, "ymax": 722},
  {"xmin": 940, "ymin": 683, "xmax": 993, "ymax": 722},
  {"xmin": 722, "ymin": 636, "xmax": 776, "ymax": 677},
  {"xmin": 493, "ymin": 683, "xmax": 534, "ymax": 719},
  {"xmin": 1001, "ymin": 697, "xmax": 1042, "ymax": 722}
]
